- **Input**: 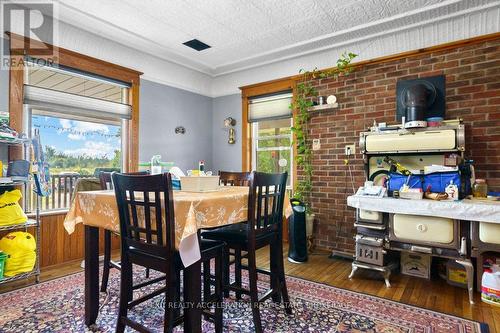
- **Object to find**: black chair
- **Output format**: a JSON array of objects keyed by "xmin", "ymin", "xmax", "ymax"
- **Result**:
[
  {"xmin": 203, "ymin": 171, "xmax": 292, "ymax": 333},
  {"xmin": 112, "ymin": 172, "xmax": 224, "ymax": 333},
  {"xmin": 218, "ymin": 170, "xmax": 251, "ymax": 186},
  {"xmin": 211, "ymin": 171, "xmax": 251, "ymax": 297},
  {"xmin": 99, "ymin": 171, "xmax": 150, "ymax": 293}
]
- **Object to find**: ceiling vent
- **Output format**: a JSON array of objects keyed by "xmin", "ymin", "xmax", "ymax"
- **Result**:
[{"xmin": 183, "ymin": 39, "xmax": 211, "ymax": 51}]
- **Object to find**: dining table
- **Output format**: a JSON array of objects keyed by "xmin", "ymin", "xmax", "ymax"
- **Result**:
[{"xmin": 63, "ymin": 185, "xmax": 290, "ymax": 332}]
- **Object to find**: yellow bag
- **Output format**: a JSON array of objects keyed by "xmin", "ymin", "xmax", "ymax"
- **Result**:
[
  {"xmin": 0, "ymin": 232, "xmax": 36, "ymax": 277},
  {"xmin": 0, "ymin": 190, "xmax": 28, "ymax": 226}
]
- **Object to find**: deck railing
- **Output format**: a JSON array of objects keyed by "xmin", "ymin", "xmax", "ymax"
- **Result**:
[{"xmin": 29, "ymin": 174, "xmax": 93, "ymax": 212}]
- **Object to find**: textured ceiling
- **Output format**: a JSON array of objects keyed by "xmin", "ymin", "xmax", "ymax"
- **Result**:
[{"xmin": 55, "ymin": 0, "xmax": 499, "ymax": 76}]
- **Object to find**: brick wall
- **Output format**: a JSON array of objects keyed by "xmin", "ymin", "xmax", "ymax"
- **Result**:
[{"xmin": 305, "ymin": 37, "xmax": 500, "ymax": 253}]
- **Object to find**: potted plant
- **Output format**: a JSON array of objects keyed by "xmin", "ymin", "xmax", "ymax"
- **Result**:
[{"xmin": 291, "ymin": 52, "xmax": 357, "ymax": 239}]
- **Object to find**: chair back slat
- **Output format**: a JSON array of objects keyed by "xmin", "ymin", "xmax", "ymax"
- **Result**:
[
  {"xmin": 247, "ymin": 171, "xmax": 288, "ymax": 238},
  {"xmin": 219, "ymin": 171, "xmax": 251, "ymax": 186},
  {"xmin": 154, "ymin": 192, "xmax": 164, "ymax": 246},
  {"xmin": 99, "ymin": 171, "xmax": 148, "ymax": 190},
  {"xmin": 99, "ymin": 171, "xmax": 113, "ymax": 190},
  {"xmin": 143, "ymin": 191, "xmax": 153, "ymax": 244},
  {"xmin": 112, "ymin": 172, "xmax": 176, "ymax": 259}
]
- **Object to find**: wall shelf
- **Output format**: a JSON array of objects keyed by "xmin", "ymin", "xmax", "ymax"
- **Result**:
[
  {"xmin": 0, "ymin": 180, "xmax": 30, "ymax": 187},
  {"xmin": 0, "ymin": 137, "xmax": 30, "ymax": 146},
  {"xmin": 307, "ymin": 103, "xmax": 339, "ymax": 112},
  {"xmin": 0, "ymin": 219, "xmax": 38, "ymax": 232},
  {"xmin": 0, "ymin": 269, "xmax": 39, "ymax": 285},
  {"xmin": 0, "ymin": 138, "xmax": 41, "ymax": 285}
]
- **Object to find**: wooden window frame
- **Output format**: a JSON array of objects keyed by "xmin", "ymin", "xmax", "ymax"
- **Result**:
[
  {"xmin": 240, "ymin": 78, "xmax": 297, "ymax": 185},
  {"xmin": 6, "ymin": 32, "xmax": 142, "ymax": 172}
]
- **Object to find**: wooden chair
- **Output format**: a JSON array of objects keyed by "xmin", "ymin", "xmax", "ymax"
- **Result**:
[
  {"xmin": 208, "ymin": 171, "xmax": 251, "ymax": 297},
  {"xmin": 218, "ymin": 170, "xmax": 251, "ymax": 186},
  {"xmin": 112, "ymin": 172, "xmax": 225, "ymax": 333},
  {"xmin": 203, "ymin": 171, "xmax": 292, "ymax": 333},
  {"xmin": 99, "ymin": 171, "xmax": 149, "ymax": 293}
]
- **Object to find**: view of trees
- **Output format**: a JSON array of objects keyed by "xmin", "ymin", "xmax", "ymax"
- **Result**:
[{"xmin": 45, "ymin": 145, "xmax": 121, "ymax": 176}]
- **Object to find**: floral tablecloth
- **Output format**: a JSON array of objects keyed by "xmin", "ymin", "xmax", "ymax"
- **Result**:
[{"xmin": 64, "ymin": 186, "xmax": 290, "ymax": 266}]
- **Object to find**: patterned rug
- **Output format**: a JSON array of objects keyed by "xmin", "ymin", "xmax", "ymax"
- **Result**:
[{"xmin": 0, "ymin": 267, "xmax": 488, "ymax": 333}]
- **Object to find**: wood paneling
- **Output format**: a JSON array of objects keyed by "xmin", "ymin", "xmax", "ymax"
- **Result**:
[
  {"xmin": 0, "ymin": 212, "xmax": 120, "ymax": 269},
  {"xmin": 36, "ymin": 212, "xmax": 120, "ymax": 268}
]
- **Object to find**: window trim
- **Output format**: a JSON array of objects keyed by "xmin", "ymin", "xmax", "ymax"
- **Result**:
[
  {"xmin": 7, "ymin": 32, "xmax": 142, "ymax": 172},
  {"xmin": 240, "ymin": 78, "xmax": 296, "ymax": 178}
]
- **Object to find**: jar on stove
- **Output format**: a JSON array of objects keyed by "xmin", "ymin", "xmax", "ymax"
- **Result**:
[{"xmin": 473, "ymin": 179, "xmax": 488, "ymax": 198}]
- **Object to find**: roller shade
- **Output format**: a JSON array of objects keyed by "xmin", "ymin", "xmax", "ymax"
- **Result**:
[
  {"xmin": 248, "ymin": 92, "xmax": 292, "ymax": 122},
  {"xmin": 23, "ymin": 85, "xmax": 132, "ymax": 121}
]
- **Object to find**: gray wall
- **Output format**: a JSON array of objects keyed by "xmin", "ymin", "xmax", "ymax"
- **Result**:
[
  {"xmin": 139, "ymin": 79, "xmax": 213, "ymax": 172},
  {"xmin": 211, "ymin": 94, "xmax": 242, "ymax": 172},
  {"xmin": 0, "ymin": 58, "xmax": 244, "ymax": 173}
]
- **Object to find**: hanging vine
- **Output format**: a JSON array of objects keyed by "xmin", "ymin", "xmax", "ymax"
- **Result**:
[{"xmin": 291, "ymin": 52, "xmax": 358, "ymax": 213}]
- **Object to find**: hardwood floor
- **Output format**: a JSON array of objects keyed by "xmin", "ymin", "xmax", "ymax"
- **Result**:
[{"xmin": 1, "ymin": 248, "xmax": 499, "ymax": 332}]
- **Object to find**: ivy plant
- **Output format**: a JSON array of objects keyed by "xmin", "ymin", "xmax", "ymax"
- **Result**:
[{"xmin": 291, "ymin": 52, "xmax": 358, "ymax": 213}]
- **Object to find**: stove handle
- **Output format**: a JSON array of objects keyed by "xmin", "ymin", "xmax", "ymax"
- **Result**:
[
  {"xmin": 354, "ymin": 223, "xmax": 386, "ymax": 230},
  {"xmin": 410, "ymin": 245, "xmax": 432, "ymax": 254}
]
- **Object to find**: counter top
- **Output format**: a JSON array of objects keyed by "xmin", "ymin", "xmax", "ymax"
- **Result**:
[{"xmin": 347, "ymin": 195, "xmax": 500, "ymax": 223}]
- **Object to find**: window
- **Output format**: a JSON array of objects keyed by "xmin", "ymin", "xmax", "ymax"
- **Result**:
[
  {"xmin": 249, "ymin": 91, "xmax": 293, "ymax": 186},
  {"xmin": 24, "ymin": 60, "xmax": 131, "ymax": 211},
  {"xmin": 252, "ymin": 118, "xmax": 293, "ymax": 186}
]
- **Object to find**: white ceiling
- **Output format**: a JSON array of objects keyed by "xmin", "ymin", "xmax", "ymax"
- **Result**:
[{"xmin": 55, "ymin": 0, "xmax": 499, "ymax": 77}]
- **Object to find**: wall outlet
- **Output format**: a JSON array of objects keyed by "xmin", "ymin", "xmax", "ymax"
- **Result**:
[
  {"xmin": 345, "ymin": 144, "xmax": 355, "ymax": 156},
  {"xmin": 312, "ymin": 139, "xmax": 321, "ymax": 150}
]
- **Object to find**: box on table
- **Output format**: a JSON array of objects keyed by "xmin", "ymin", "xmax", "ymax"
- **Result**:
[{"xmin": 180, "ymin": 176, "xmax": 220, "ymax": 192}]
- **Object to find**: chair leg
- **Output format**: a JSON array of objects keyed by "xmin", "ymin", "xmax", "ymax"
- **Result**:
[
  {"xmin": 163, "ymin": 269, "xmax": 177, "ymax": 333},
  {"xmin": 101, "ymin": 230, "xmax": 112, "ymax": 293},
  {"xmin": 276, "ymin": 238, "xmax": 292, "ymax": 314},
  {"xmin": 247, "ymin": 250, "xmax": 262, "ymax": 333},
  {"xmin": 203, "ymin": 259, "xmax": 211, "ymax": 301},
  {"xmin": 214, "ymin": 249, "xmax": 224, "ymax": 333},
  {"xmin": 269, "ymin": 240, "xmax": 281, "ymax": 303},
  {"xmin": 115, "ymin": 256, "xmax": 132, "ymax": 333},
  {"xmin": 222, "ymin": 246, "xmax": 230, "ymax": 298},
  {"xmin": 234, "ymin": 248, "xmax": 242, "ymax": 300},
  {"xmin": 173, "ymin": 269, "xmax": 182, "ymax": 319}
]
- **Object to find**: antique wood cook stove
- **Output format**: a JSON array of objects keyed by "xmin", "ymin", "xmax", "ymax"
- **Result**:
[{"xmin": 349, "ymin": 119, "xmax": 477, "ymax": 304}]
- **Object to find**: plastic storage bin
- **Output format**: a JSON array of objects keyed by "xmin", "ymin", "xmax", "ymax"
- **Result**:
[
  {"xmin": 482, "ymin": 265, "xmax": 500, "ymax": 307},
  {"xmin": 387, "ymin": 173, "xmax": 422, "ymax": 195},
  {"xmin": 423, "ymin": 171, "xmax": 461, "ymax": 193}
]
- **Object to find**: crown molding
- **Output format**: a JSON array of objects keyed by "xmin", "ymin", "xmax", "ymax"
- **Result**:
[{"xmin": 55, "ymin": 0, "xmax": 499, "ymax": 78}]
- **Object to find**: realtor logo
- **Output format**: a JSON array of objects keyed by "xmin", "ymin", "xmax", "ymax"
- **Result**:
[{"xmin": 1, "ymin": 0, "xmax": 59, "ymax": 69}]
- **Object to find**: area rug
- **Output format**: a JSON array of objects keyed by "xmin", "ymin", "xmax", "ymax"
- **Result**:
[{"xmin": 0, "ymin": 267, "xmax": 488, "ymax": 333}]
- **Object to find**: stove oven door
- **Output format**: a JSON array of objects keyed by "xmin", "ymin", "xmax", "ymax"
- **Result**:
[
  {"xmin": 357, "ymin": 209, "xmax": 384, "ymax": 224},
  {"xmin": 389, "ymin": 213, "xmax": 459, "ymax": 249}
]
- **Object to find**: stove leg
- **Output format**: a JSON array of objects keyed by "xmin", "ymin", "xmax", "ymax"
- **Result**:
[
  {"xmin": 348, "ymin": 264, "xmax": 358, "ymax": 280},
  {"xmin": 455, "ymin": 258, "xmax": 474, "ymax": 305},
  {"xmin": 383, "ymin": 270, "xmax": 391, "ymax": 288}
]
